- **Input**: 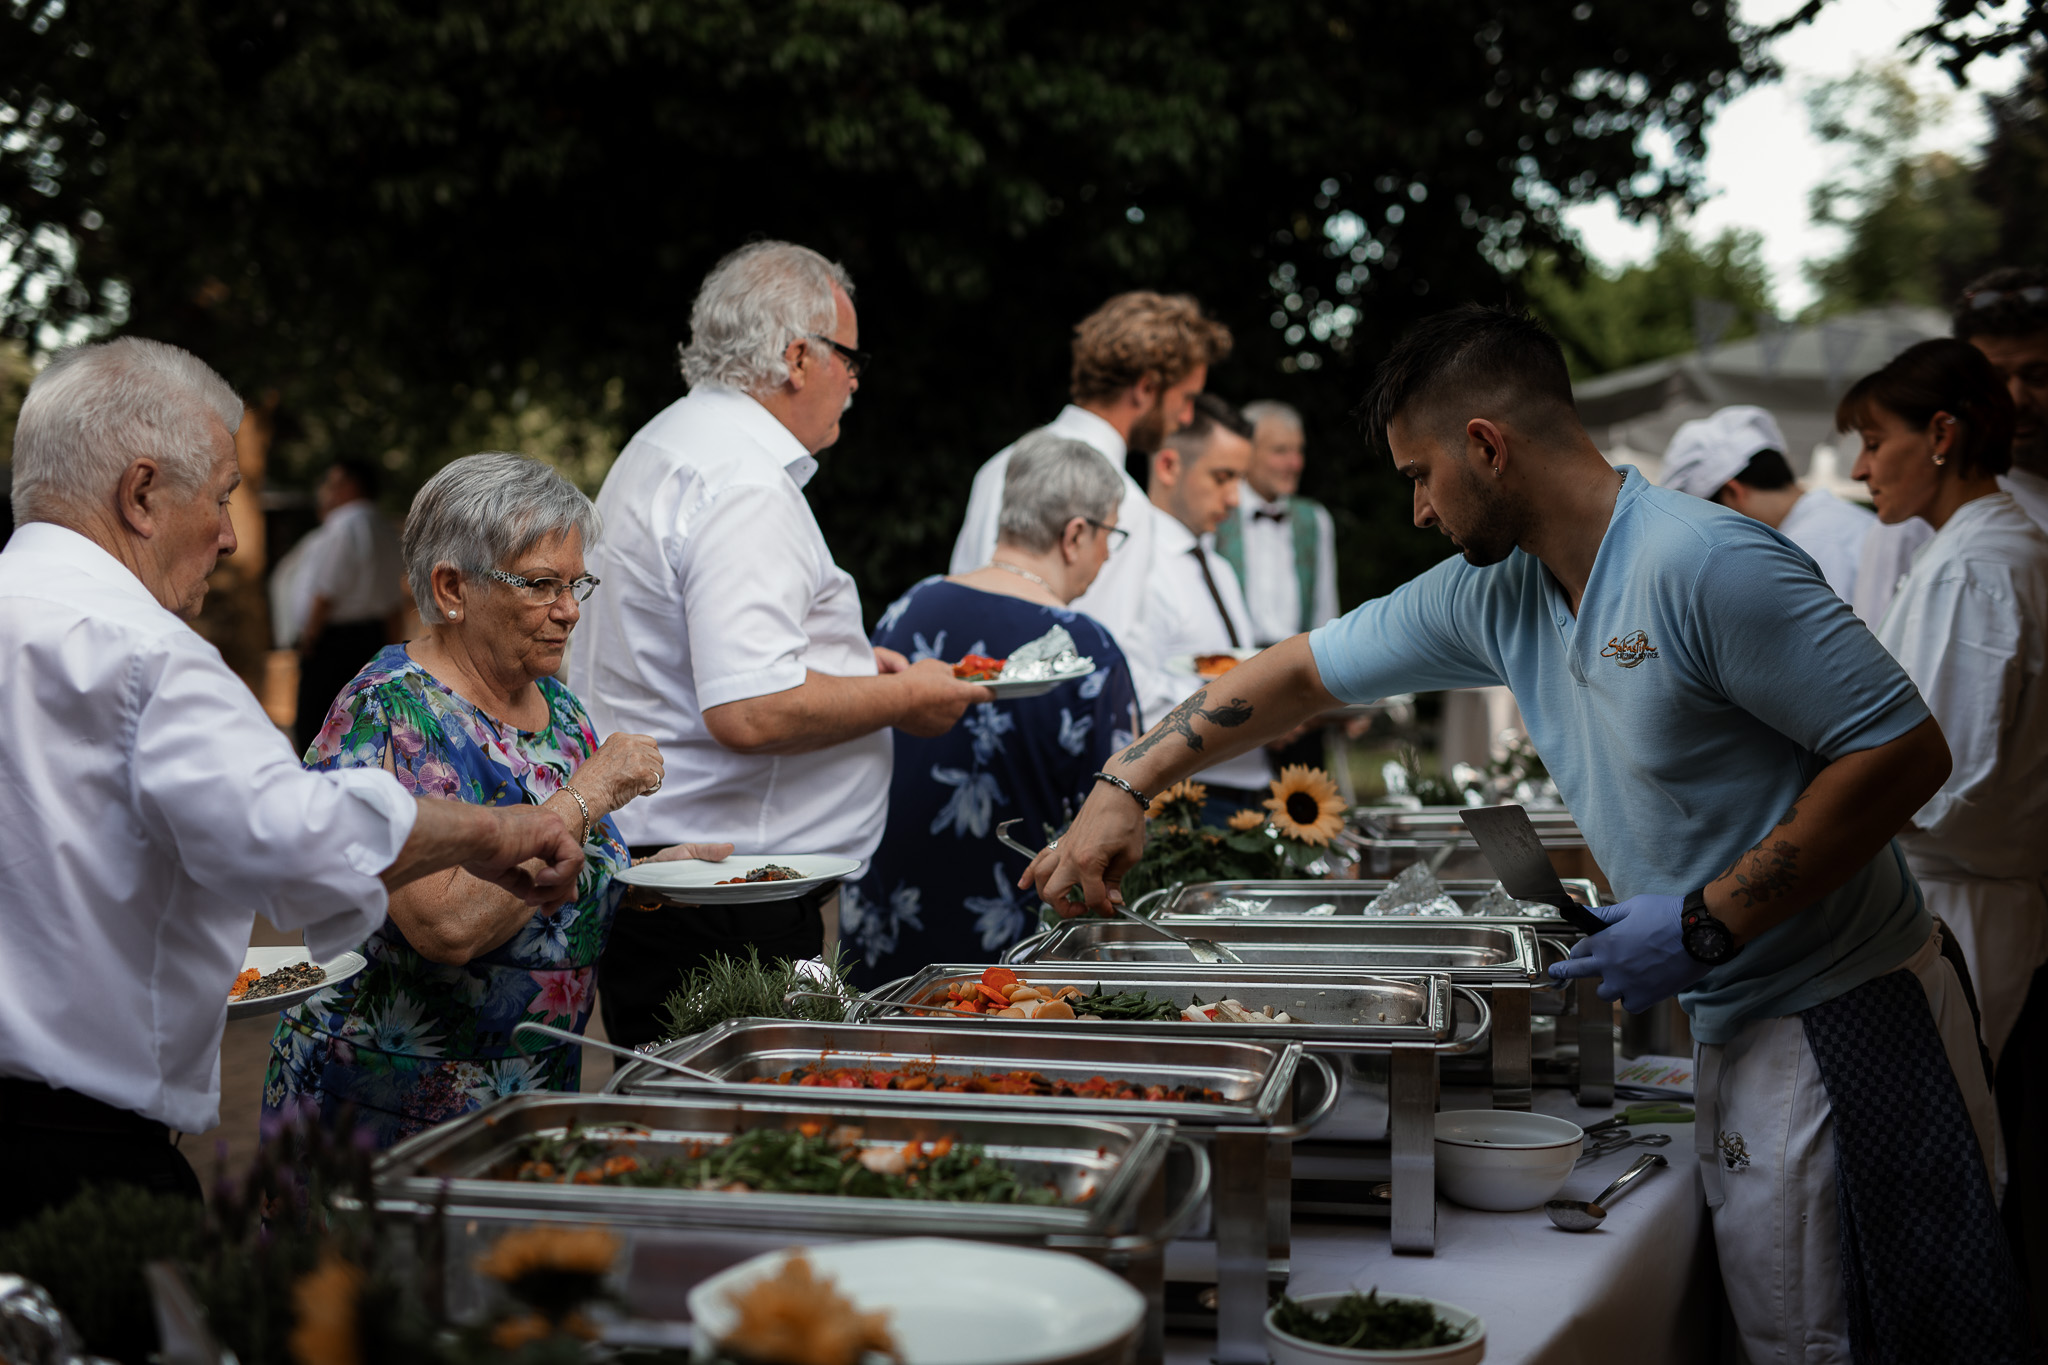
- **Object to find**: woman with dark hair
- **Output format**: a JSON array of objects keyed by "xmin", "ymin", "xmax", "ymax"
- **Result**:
[{"xmin": 1844, "ymin": 337, "xmax": 2048, "ymax": 1073}]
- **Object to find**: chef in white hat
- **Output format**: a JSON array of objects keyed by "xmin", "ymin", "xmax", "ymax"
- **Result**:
[{"xmin": 1662, "ymin": 405, "xmax": 1877, "ymax": 602}]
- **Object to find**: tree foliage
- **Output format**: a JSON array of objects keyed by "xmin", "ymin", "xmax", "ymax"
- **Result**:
[{"xmin": 2, "ymin": 0, "xmax": 1779, "ymax": 610}]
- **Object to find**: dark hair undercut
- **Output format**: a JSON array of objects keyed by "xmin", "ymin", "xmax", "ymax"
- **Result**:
[
  {"xmin": 1731, "ymin": 449, "xmax": 1796, "ymax": 491},
  {"xmin": 1358, "ymin": 304, "xmax": 1577, "ymax": 454},
  {"xmin": 1953, "ymin": 266, "xmax": 2048, "ymax": 343},
  {"xmin": 1163, "ymin": 392, "xmax": 1253, "ymax": 464},
  {"xmin": 1836, "ymin": 337, "xmax": 2016, "ymax": 480}
]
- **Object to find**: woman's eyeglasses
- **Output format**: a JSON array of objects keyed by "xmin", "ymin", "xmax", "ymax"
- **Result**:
[
  {"xmin": 484, "ymin": 569, "xmax": 601, "ymax": 605},
  {"xmin": 1085, "ymin": 519, "xmax": 1130, "ymax": 551}
]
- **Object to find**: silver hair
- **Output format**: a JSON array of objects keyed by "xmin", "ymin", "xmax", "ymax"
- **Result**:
[
  {"xmin": 10, "ymin": 337, "xmax": 244, "ymax": 524},
  {"xmin": 677, "ymin": 241, "xmax": 854, "ymax": 394},
  {"xmin": 997, "ymin": 431, "xmax": 1125, "ymax": 553},
  {"xmin": 403, "ymin": 452, "xmax": 602, "ymax": 623},
  {"xmin": 1242, "ymin": 399, "xmax": 1303, "ymax": 433}
]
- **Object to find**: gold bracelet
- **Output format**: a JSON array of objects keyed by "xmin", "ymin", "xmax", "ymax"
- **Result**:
[{"xmin": 559, "ymin": 783, "xmax": 593, "ymax": 843}]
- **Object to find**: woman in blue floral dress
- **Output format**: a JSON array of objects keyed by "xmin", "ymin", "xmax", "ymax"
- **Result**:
[
  {"xmin": 842, "ymin": 433, "xmax": 1139, "ymax": 986},
  {"xmin": 263, "ymin": 454, "xmax": 726, "ymax": 1148}
]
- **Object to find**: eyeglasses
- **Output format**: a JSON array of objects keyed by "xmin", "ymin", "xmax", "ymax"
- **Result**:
[
  {"xmin": 484, "ymin": 569, "xmax": 601, "ymax": 605},
  {"xmin": 1965, "ymin": 285, "xmax": 2048, "ymax": 310},
  {"xmin": 1084, "ymin": 519, "xmax": 1130, "ymax": 551},
  {"xmin": 808, "ymin": 334, "xmax": 871, "ymax": 378}
]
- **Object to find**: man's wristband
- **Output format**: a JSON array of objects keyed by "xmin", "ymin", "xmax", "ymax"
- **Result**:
[{"xmin": 1092, "ymin": 771, "xmax": 1150, "ymax": 811}]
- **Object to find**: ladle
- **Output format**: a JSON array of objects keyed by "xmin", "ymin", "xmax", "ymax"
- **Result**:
[
  {"xmin": 995, "ymin": 819, "xmax": 1243, "ymax": 964},
  {"xmin": 511, "ymin": 1020, "xmax": 724, "ymax": 1084},
  {"xmin": 1546, "ymin": 1152, "xmax": 1667, "ymax": 1231}
]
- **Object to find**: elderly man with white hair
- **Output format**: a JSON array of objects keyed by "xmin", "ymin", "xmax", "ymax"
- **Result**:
[
  {"xmin": 0, "ymin": 338, "xmax": 583, "ymax": 1230},
  {"xmin": 571, "ymin": 240, "xmax": 987, "ymax": 1047},
  {"xmin": 1660, "ymin": 404, "xmax": 1878, "ymax": 602}
]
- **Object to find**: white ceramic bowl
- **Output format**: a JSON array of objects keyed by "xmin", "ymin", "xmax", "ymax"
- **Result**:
[
  {"xmin": 1265, "ymin": 1291, "xmax": 1485, "ymax": 1365},
  {"xmin": 1433, "ymin": 1109, "xmax": 1584, "ymax": 1212}
]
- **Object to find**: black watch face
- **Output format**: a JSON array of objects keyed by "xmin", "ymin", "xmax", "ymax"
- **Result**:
[{"xmin": 1686, "ymin": 917, "xmax": 1735, "ymax": 963}]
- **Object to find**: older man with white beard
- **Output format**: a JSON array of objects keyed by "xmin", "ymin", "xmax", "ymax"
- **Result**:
[{"xmin": 0, "ymin": 338, "xmax": 583, "ymax": 1230}]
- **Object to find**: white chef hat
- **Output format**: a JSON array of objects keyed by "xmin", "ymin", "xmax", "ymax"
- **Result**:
[{"xmin": 1660, "ymin": 406, "xmax": 1788, "ymax": 499}]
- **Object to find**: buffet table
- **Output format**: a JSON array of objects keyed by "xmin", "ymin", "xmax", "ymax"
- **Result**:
[{"xmin": 1167, "ymin": 1092, "xmax": 1713, "ymax": 1365}]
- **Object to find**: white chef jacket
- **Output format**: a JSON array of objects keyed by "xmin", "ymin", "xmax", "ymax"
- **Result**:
[
  {"xmin": 949, "ymin": 404, "xmax": 1162, "ymax": 717},
  {"xmin": 1139, "ymin": 504, "xmax": 1273, "ymax": 791},
  {"xmin": 1852, "ymin": 516, "xmax": 1937, "ymax": 627},
  {"xmin": 1876, "ymin": 492, "xmax": 2048, "ymax": 1061},
  {"xmin": 0, "ymin": 523, "xmax": 414, "ymax": 1132},
  {"xmin": 1775, "ymin": 487, "xmax": 1875, "ymax": 604},
  {"xmin": 1232, "ymin": 486, "xmax": 1339, "ymax": 646},
  {"xmin": 568, "ymin": 384, "xmax": 890, "ymax": 861},
  {"xmin": 282, "ymin": 497, "xmax": 406, "ymax": 641},
  {"xmin": 1999, "ymin": 465, "xmax": 2048, "ymax": 530}
]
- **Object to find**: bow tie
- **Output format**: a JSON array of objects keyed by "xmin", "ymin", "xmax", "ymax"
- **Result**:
[{"xmin": 1253, "ymin": 506, "xmax": 1289, "ymax": 523}]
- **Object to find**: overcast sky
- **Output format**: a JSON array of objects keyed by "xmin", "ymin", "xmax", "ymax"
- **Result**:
[{"xmin": 1562, "ymin": 0, "xmax": 2028, "ymax": 313}]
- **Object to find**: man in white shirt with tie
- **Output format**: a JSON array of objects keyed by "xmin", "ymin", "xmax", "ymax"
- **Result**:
[
  {"xmin": 0, "ymin": 338, "xmax": 582, "ymax": 1229},
  {"xmin": 950, "ymin": 293, "xmax": 1233, "ymax": 712},
  {"xmin": 572, "ymin": 241, "xmax": 986, "ymax": 1047},
  {"xmin": 1212, "ymin": 400, "xmax": 1339, "ymax": 647},
  {"xmin": 1661, "ymin": 405, "xmax": 1876, "ymax": 603},
  {"xmin": 1139, "ymin": 395, "xmax": 1273, "ymax": 812}
]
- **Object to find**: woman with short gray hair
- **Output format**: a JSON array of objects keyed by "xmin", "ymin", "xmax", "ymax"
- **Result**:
[
  {"xmin": 264, "ymin": 452, "xmax": 730, "ymax": 1148},
  {"xmin": 839, "ymin": 431, "xmax": 1140, "ymax": 985}
]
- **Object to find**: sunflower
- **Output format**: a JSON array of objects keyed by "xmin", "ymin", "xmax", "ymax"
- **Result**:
[
  {"xmin": 1263, "ymin": 765, "xmax": 1346, "ymax": 846},
  {"xmin": 289, "ymin": 1252, "xmax": 364, "ymax": 1365},
  {"xmin": 1226, "ymin": 808, "xmax": 1267, "ymax": 832},
  {"xmin": 1146, "ymin": 779, "xmax": 1208, "ymax": 821}
]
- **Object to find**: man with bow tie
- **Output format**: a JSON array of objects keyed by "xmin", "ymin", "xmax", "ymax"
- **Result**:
[{"xmin": 1212, "ymin": 401, "xmax": 1339, "ymax": 647}]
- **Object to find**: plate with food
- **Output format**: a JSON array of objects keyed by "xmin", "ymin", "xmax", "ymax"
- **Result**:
[
  {"xmin": 1168, "ymin": 646, "xmax": 1261, "ymax": 679},
  {"xmin": 950, "ymin": 624, "xmax": 1097, "ymax": 701},
  {"xmin": 226, "ymin": 946, "xmax": 366, "ymax": 1020},
  {"xmin": 615, "ymin": 853, "xmax": 864, "ymax": 905}
]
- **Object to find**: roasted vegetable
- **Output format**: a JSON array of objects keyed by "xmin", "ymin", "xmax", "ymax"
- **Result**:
[{"xmin": 1269, "ymin": 1290, "xmax": 1466, "ymax": 1351}]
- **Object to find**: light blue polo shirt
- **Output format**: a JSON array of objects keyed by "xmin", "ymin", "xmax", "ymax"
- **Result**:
[{"xmin": 1310, "ymin": 468, "xmax": 1932, "ymax": 1043}]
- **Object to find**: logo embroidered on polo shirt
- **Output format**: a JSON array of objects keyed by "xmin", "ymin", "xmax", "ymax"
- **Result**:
[{"xmin": 1600, "ymin": 630, "xmax": 1659, "ymax": 668}]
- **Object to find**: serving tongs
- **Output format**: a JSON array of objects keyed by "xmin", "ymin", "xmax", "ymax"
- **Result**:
[
  {"xmin": 512, "ymin": 1020, "xmax": 723, "ymax": 1085},
  {"xmin": 996, "ymin": 818, "xmax": 1243, "ymax": 964}
]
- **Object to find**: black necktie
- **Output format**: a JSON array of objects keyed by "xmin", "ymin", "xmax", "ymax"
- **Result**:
[
  {"xmin": 1253, "ymin": 505, "xmax": 1289, "ymax": 523},
  {"xmin": 1190, "ymin": 546, "xmax": 1242, "ymax": 648}
]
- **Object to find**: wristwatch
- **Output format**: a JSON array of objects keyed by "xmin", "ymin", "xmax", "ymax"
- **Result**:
[{"xmin": 1680, "ymin": 888, "xmax": 1741, "ymax": 966}]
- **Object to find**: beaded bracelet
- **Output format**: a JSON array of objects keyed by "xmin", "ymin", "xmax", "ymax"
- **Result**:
[{"xmin": 1092, "ymin": 771, "xmax": 1150, "ymax": 811}]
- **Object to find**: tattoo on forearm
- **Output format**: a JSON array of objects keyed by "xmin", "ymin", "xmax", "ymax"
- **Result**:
[
  {"xmin": 1117, "ymin": 689, "xmax": 1255, "ymax": 764},
  {"xmin": 1727, "ymin": 838, "xmax": 1800, "ymax": 909}
]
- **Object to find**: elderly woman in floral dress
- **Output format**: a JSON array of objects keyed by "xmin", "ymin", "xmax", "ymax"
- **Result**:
[{"xmin": 263, "ymin": 453, "xmax": 728, "ymax": 1147}]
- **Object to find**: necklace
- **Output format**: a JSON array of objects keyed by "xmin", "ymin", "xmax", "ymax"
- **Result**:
[{"xmin": 987, "ymin": 560, "xmax": 1057, "ymax": 594}]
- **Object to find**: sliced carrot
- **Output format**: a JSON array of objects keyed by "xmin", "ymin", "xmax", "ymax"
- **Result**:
[
  {"xmin": 975, "ymin": 983, "xmax": 1010, "ymax": 1008},
  {"xmin": 931, "ymin": 1136, "xmax": 954, "ymax": 1158},
  {"xmin": 981, "ymin": 967, "xmax": 1019, "ymax": 990}
]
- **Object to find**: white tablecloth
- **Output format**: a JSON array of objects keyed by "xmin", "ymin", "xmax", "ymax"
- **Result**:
[{"xmin": 1169, "ymin": 1090, "xmax": 1712, "ymax": 1365}]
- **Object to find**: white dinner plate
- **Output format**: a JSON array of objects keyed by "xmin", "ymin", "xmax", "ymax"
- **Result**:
[
  {"xmin": 615, "ymin": 853, "xmax": 864, "ymax": 905},
  {"xmin": 226, "ymin": 946, "xmax": 366, "ymax": 1021},
  {"xmin": 976, "ymin": 659, "xmax": 1098, "ymax": 701},
  {"xmin": 687, "ymin": 1237, "xmax": 1145, "ymax": 1365},
  {"xmin": 1166, "ymin": 646, "xmax": 1261, "ymax": 679}
]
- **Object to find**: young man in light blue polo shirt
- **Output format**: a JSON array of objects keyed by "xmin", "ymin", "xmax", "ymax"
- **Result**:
[{"xmin": 1024, "ymin": 306, "xmax": 2028, "ymax": 1361}]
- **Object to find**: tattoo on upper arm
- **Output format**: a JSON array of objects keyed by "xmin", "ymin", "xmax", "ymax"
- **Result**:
[{"xmin": 1117, "ymin": 688, "xmax": 1255, "ymax": 764}]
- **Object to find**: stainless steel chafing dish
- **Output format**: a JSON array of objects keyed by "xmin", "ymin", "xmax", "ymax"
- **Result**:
[
  {"xmin": 1117, "ymin": 881, "xmax": 1615, "ymax": 1107},
  {"xmin": 1349, "ymin": 804, "xmax": 1587, "ymax": 880},
  {"xmin": 606, "ymin": 1020, "xmax": 1322, "ymax": 1365},
  {"xmin": 373, "ymin": 1093, "xmax": 1202, "ymax": 1364},
  {"xmin": 853, "ymin": 967, "xmax": 1482, "ymax": 1258}
]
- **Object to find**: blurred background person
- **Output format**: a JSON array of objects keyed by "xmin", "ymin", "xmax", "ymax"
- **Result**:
[
  {"xmin": 571, "ymin": 241, "xmax": 984, "ymax": 1048},
  {"xmin": 1140, "ymin": 394, "xmax": 1272, "ymax": 819},
  {"xmin": 841, "ymin": 432, "xmax": 1138, "ymax": 987},
  {"xmin": 282, "ymin": 458, "xmax": 406, "ymax": 749},
  {"xmin": 951, "ymin": 292, "xmax": 1232, "ymax": 715},
  {"xmin": 1212, "ymin": 399, "xmax": 1338, "ymax": 646},
  {"xmin": 265, "ymin": 453, "xmax": 726, "ymax": 1148},
  {"xmin": 1662, "ymin": 405, "xmax": 1876, "ymax": 603}
]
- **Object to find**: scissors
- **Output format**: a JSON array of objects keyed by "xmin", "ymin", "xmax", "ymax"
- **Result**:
[
  {"xmin": 1577, "ymin": 1130, "xmax": 1675, "ymax": 1164},
  {"xmin": 1582, "ymin": 1103, "xmax": 1693, "ymax": 1136}
]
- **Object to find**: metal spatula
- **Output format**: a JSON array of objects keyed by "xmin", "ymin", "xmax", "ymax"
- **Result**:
[
  {"xmin": 995, "ymin": 819, "xmax": 1242, "ymax": 963},
  {"xmin": 1458, "ymin": 803, "xmax": 1608, "ymax": 935}
]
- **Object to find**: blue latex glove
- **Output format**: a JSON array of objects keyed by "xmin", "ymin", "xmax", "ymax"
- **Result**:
[{"xmin": 1546, "ymin": 893, "xmax": 1710, "ymax": 1014}]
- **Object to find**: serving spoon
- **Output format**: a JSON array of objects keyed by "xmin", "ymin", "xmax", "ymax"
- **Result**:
[
  {"xmin": 995, "ymin": 819, "xmax": 1243, "ymax": 964},
  {"xmin": 1546, "ymin": 1152, "xmax": 1667, "ymax": 1231}
]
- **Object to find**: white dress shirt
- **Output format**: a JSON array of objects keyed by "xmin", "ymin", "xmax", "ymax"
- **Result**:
[
  {"xmin": 1999, "ymin": 465, "xmax": 2048, "ymax": 530},
  {"xmin": 282, "ymin": 498, "xmax": 406, "ymax": 640},
  {"xmin": 950, "ymin": 404, "xmax": 1163, "ymax": 716},
  {"xmin": 1775, "ymin": 487, "xmax": 1876, "ymax": 604},
  {"xmin": 569, "ymin": 384, "xmax": 890, "ymax": 860},
  {"xmin": 1233, "ymin": 486, "xmax": 1339, "ymax": 645},
  {"xmin": 0, "ymin": 523, "xmax": 413, "ymax": 1131},
  {"xmin": 1139, "ymin": 504, "xmax": 1273, "ymax": 791},
  {"xmin": 1876, "ymin": 492, "xmax": 2048, "ymax": 1061},
  {"xmin": 1852, "ymin": 517, "xmax": 1937, "ymax": 627}
]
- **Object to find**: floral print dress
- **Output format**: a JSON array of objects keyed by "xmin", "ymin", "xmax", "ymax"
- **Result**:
[{"xmin": 262, "ymin": 645, "xmax": 630, "ymax": 1148}]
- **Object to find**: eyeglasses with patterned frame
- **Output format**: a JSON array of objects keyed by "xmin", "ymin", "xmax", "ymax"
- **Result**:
[{"xmin": 483, "ymin": 568, "xmax": 602, "ymax": 605}]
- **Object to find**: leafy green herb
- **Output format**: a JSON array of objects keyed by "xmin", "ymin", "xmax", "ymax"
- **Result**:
[
  {"xmin": 1270, "ymin": 1289, "xmax": 1466, "ymax": 1351},
  {"xmin": 1073, "ymin": 985, "xmax": 1183, "ymax": 1020},
  {"xmin": 658, "ymin": 945, "xmax": 858, "ymax": 1041},
  {"xmin": 506, "ymin": 1124, "xmax": 1062, "ymax": 1206}
]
